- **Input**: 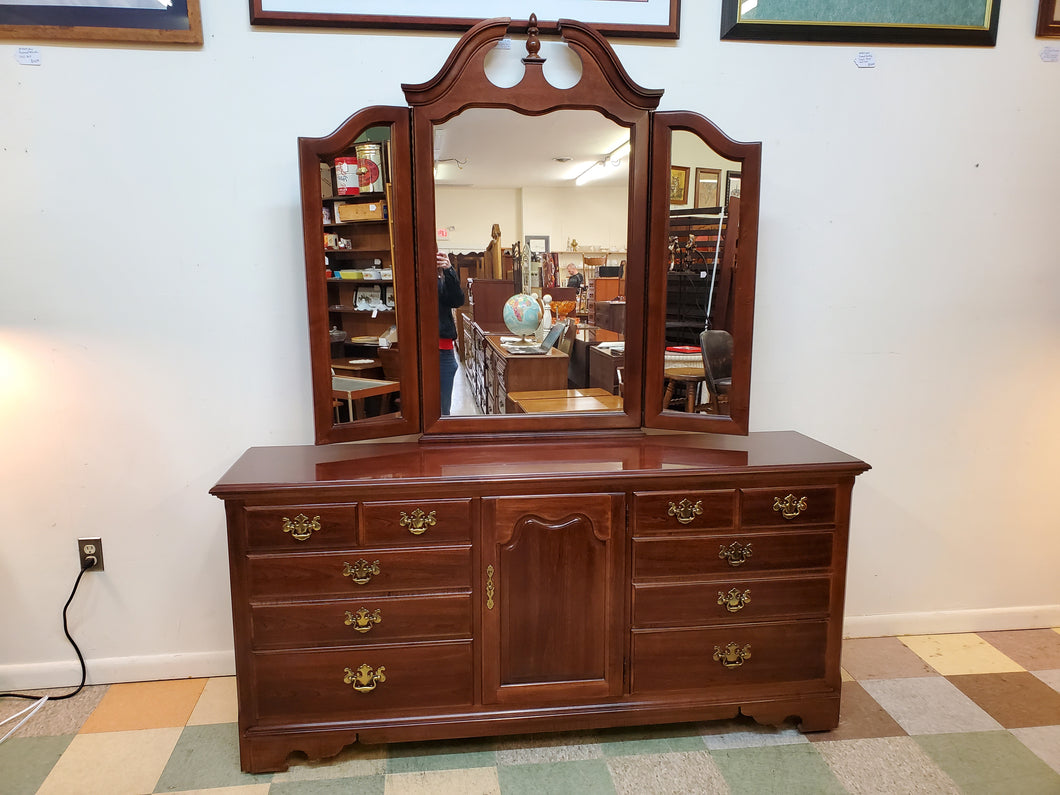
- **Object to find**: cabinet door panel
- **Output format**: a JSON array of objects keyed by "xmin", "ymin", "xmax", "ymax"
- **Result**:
[{"xmin": 482, "ymin": 494, "xmax": 625, "ymax": 704}]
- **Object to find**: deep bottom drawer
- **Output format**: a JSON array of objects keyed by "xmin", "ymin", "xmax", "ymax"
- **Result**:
[
  {"xmin": 253, "ymin": 641, "xmax": 473, "ymax": 720},
  {"xmin": 631, "ymin": 622, "xmax": 829, "ymax": 693}
]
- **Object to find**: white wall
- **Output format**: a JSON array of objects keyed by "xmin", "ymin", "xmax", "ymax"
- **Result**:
[{"xmin": 1, "ymin": 3, "xmax": 1057, "ymax": 688}]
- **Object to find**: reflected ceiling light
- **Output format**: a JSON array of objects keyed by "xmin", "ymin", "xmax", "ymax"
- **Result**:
[{"xmin": 575, "ymin": 139, "xmax": 630, "ymax": 186}]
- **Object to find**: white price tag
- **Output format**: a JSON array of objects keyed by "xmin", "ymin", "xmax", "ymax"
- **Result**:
[
  {"xmin": 496, "ymin": 37, "xmax": 512, "ymax": 50},
  {"xmin": 1041, "ymin": 47, "xmax": 1060, "ymax": 63},
  {"xmin": 854, "ymin": 51, "xmax": 876, "ymax": 69},
  {"xmin": 16, "ymin": 47, "xmax": 41, "ymax": 66}
]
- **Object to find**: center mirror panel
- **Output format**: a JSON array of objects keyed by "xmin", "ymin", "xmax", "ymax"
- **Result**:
[{"xmin": 433, "ymin": 108, "xmax": 631, "ymax": 420}]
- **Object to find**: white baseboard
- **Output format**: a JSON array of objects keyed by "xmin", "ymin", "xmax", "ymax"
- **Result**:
[
  {"xmin": 0, "ymin": 651, "xmax": 235, "ymax": 691},
  {"xmin": 844, "ymin": 604, "xmax": 1060, "ymax": 638}
]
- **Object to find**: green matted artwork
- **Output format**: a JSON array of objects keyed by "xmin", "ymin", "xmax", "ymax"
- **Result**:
[{"xmin": 721, "ymin": 0, "xmax": 1000, "ymax": 46}]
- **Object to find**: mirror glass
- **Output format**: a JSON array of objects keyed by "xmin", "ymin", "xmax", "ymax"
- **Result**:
[
  {"xmin": 660, "ymin": 130, "xmax": 742, "ymax": 418},
  {"xmin": 433, "ymin": 108, "xmax": 632, "ymax": 418},
  {"xmin": 320, "ymin": 125, "xmax": 407, "ymax": 425}
]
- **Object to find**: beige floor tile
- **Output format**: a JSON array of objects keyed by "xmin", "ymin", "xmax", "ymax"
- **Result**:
[
  {"xmin": 384, "ymin": 766, "xmax": 501, "ymax": 795},
  {"xmin": 187, "ymin": 677, "xmax": 238, "ymax": 726},
  {"xmin": 898, "ymin": 634, "xmax": 1024, "ymax": 676},
  {"xmin": 841, "ymin": 667, "xmax": 854, "ymax": 682},
  {"xmin": 165, "ymin": 788, "xmax": 271, "ymax": 795},
  {"xmin": 80, "ymin": 678, "xmax": 208, "ymax": 733},
  {"xmin": 36, "ymin": 727, "xmax": 182, "ymax": 795},
  {"xmin": 273, "ymin": 742, "xmax": 387, "ymax": 781}
]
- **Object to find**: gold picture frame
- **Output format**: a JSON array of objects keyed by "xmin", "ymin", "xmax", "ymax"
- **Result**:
[
  {"xmin": 694, "ymin": 167, "xmax": 721, "ymax": 209},
  {"xmin": 0, "ymin": 1, "xmax": 202, "ymax": 45},
  {"xmin": 670, "ymin": 166, "xmax": 690, "ymax": 205}
]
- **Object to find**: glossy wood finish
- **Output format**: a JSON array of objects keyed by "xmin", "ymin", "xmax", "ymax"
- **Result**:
[{"xmin": 213, "ymin": 431, "xmax": 868, "ymax": 773}]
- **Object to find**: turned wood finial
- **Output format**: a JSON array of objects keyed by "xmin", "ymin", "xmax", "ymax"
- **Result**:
[{"xmin": 524, "ymin": 13, "xmax": 542, "ymax": 61}]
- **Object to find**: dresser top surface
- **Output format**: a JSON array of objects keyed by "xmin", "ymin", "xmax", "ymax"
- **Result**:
[{"xmin": 211, "ymin": 431, "xmax": 869, "ymax": 497}]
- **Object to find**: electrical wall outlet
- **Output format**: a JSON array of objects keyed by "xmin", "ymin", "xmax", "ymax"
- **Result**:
[{"xmin": 78, "ymin": 537, "xmax": 104, "ymax": 572}]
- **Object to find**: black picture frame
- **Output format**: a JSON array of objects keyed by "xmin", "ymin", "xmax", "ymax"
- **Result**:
[{"xmin": 720, "ymin": 0, "xmax": 1000, "ymax": 47}]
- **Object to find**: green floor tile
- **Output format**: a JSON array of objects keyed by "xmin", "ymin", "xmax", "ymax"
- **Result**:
[
  {"xmin": 271, "ymin": 776, "xmax": 385, "ymax": 794},
  {"xmin": 596, "ymin": 723, "xmax": 707, "ymax": 756},
  {"xmin": 0, "ymin": 734, "xmax": 74, "ymax": 795},
  {"xmin": 152, "ymin": 723, "xmax": 273, "ymax": 792},
  {"xmin": 915, "ymin": 730, "xmax": 1060, "ymax": 795},
  {"xmin": 499, "ymin": 759, "xmax": 617, "ymax": 794},
  {"xmin": 386, "ymin": 736, "xmax": 497, "ymax": 773},
  {"xmin": 710, "ymin": 743, "xmax": 847, "ymax": 795}
]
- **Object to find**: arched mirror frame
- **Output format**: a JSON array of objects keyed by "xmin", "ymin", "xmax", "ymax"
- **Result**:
[
  {"xmin": 404, "ymin": 17, "xmax": 660, "ymax": 438},
  {"xmin": 643, "ymin": 112, "xmax": 761, "ymax": 435},
  {"xmin": 299, "ymin": 17, "xmax": 762, "ymax": 443}
]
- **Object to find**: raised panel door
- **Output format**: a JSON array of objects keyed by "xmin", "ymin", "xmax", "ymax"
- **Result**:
[{"xmin": 481, "ymin": 493, "xmax": 625, "ymax": 705}]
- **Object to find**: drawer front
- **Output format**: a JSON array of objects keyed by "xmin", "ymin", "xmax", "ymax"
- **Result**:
[
  {"xmin": 250, "ymin": 593, "xmax": 472, "ymax": 649},
  {"xmin": 631, "ymin": 622, "xmax": 829, "ymax": 693},
  {"xmin": 741, "ymin": 486, "xmax": 837, "ymax": 528},
  {"xmin": 632, "ymin": 576, "xmax": 832, "ymax": 628},
  {"xmin": 247, "ymin": 546, "xmax": 471, "ymax": 599},
  {"xmin": 244, "ymin": 504, "xmax": 358, "ymax": 551},
  {"xmin": 362, "ymin": 499, "xmax": 471, "ymax": 546},
  {"xmin": 632, "ymin": 491, "xmax": 736, "ymax": 534},
  {"xmin": 633, "ymin": 531, "xmax": 833, "ymax": 580},
  {"xmin": 254, "ymin": 641, "xmax": 473, "ymax": 720}
]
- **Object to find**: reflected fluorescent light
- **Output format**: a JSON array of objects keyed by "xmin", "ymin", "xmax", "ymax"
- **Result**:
[{"xmin": 575, "ymin": 139, "xmax": 630, "ymax": 186}]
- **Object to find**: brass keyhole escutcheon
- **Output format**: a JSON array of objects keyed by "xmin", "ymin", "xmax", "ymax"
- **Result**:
[
  {"xmin": 713, "ymin": 642, "xmax": 752, "ymax": 668},
  {"xmin": 773, "ymin": 494, "xmax": 808, "ymax": 520},
  {"xmin": 344, "ymin": 607, "xmax": 382, "ymax": 633},
  {"xmin": 718, "ymin": 587, "xmax": 751, "ymax": 613},
  {"xmin": 282, "ymin": 513, "xmax": 320, "ymax": 542},
  {"xmin": 342, "ymin": 559, "xmax": 381, "ymax": 585},
  {"xmin": 343, "ymin": 663, "xmax": 386, "ymax": 692},
  {"xmin": 485, "ymin": 564, "xmax": 495, "ymax": 610},
  {"xmin": 667, "ymin": 499, "xmax": 703, "ymax": 525},
  {"xmin": 399, "ymin": 508, "xmax": 437, "ymax": 536},
  {"xmin": 719, "ymin": 541, "xmax": 752, "ymax": 567}
]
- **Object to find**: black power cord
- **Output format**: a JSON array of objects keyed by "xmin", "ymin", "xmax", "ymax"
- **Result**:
[{"xmin": 0, "ymin": 557, "xmax": 94, "ymax": 702}]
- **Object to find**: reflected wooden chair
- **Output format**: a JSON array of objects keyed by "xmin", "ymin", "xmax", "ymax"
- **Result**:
[
  {"xmin": 699, "ymin": 329, "xmax": 733, "ymax": 414},
  {"xmin": 662, "ymin": 366, "xmax": 706, "ymax": 413}
]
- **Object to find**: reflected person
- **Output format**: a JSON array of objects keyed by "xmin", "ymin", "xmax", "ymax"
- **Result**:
[
  {"xmin": 565, "ymin": 262, "xmax": 584, "ymax": 289},
  {"xmin": 437, "ymin": 250, "xmax": 465, "ymax": 415}
]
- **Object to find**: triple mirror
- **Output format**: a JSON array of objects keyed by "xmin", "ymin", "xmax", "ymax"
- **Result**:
[{"xmin": 299, "ymin": 17, "xmax": 760, "ymax": 444}]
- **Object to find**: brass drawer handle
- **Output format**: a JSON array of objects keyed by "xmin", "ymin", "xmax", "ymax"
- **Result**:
[
  {"xmin": 282, "ymin": 513, "xmax": 320, "ymax": 541},
  {"xmin": 719, "ymin": 541, "xmax": 752, "ymax": 567},
  {"xmin": 773, "ymin": 494, "xmax": 808, "ymax": 520},
  {"xmin": 486, "ymin": 564, "xmax": 496, "ymax": 610},
  {"xmin": 344, "ymin": 607, "xmax": 382, "ymax": 633},
  {"xmin": 343, "ymin": 664, "xmax": 386, "ymax": 692},
  {"xmin": 718, "ymin": 587, "xmax": 751, "ymax": 613},
  {"xmin": 342, "ymin": 559, "xmax": 381, "ymax": 585},
  {"xmin": 667, "ymin": 499, "xmax": 702, "ymax": 524},
  {"xmin": 713, "ymin": 642, "xmax": 752, "ymax": 668},
  {"xmin": 399, "ymin": 508, "xmax": 437, "ymax": 536}
]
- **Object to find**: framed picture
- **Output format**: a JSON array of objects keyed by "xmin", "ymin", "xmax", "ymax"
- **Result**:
[
  {"xmin": 525, "ymin": 235, "xmax": 550, "ymax": 254},
  {"xmin": 720, "ymin": 0, "xmax": 999, "ymax": 46},
  {"xmin": 694, "ymin": 168, "xmax": 722, "ymax": 209},
  {"xmin": 670, "ymin": 166, "xmax": 690, "ymax": 205},
  {"xmin": 1038, "ymin": 1, "xmax": 1060, "ymax": 37},
  {"xmin": 0, "ymin": 0, "xmax": 202, "ymax": 45},
  {"xmin": 725, "ymin": 171, "xmax": 742, "ymax": 210},
  {"xmin": 250, "ymin": 0, "xmax": 681, "ymax": 39}
]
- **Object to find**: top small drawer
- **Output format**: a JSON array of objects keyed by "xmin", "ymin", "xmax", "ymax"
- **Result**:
[
  {"xmin": 363, "ymin": 499, "xmax": 472, "ymax": 546},
  {"xmin": 244, "ymin": 504, "xmax": 358, "ymax": 551},
  {"xmin": 741, "ymin": 486, "xmax": 836, "ymax": 527},
  {"xmin": 633, "ymin": 491, "xmax": 736, "ymax": 534}
]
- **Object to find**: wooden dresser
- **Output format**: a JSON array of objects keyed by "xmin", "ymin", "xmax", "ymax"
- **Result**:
[{"xmin": 212, "ymin": 431, "xmax": 868, "ymax": 773}]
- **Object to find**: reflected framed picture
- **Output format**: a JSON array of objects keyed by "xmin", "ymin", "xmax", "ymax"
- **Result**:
[
  {"xmin": 694, "ymin": 168, "xmax": 721, "ymax": 209},
  {"xmin": 670, "ymin": 166, "xmax": 690, "ymax": 205},
  {"xmin": 525, "ymin": 235, "xmax": 550, "ymax": 254},
  {"xmin": 0, "ymin": 0, "xmax": 202, "ymax": 45},
  {"xmin": 725, "ymin": 171, "xmax": 742, "ymax": 210},
  {"xmin": 251, "ymin": 0, "xmax": 681, "ymax": 39},
  {"xmin": 720, "ymin": 0, "xmax": 999, "ymax": 46},
  {"xmin": 1039, "ymin": 0, "xmax": 1060, "ymax": 37}
]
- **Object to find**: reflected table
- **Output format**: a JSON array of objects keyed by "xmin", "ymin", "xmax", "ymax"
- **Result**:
[
  {"xmin": 332, "ymin": 375, "xmax": 400, "ymax": 421},
  {"xmin": 508, "ymin": 388, "xmax": 624, "ymax": 414}
]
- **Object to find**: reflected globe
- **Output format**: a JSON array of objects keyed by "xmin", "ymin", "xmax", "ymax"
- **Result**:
[{"xmin": 502, "ymin": 293, "xmax": 542, "ymax": 339}]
